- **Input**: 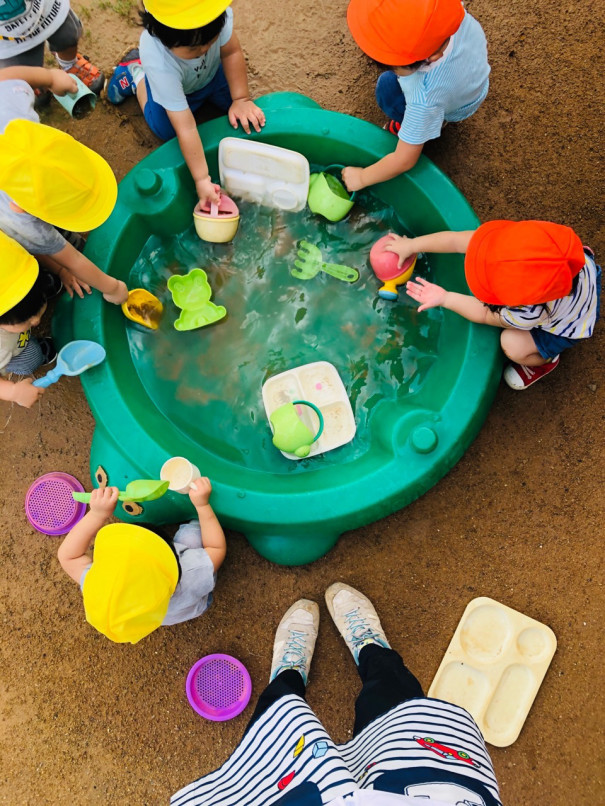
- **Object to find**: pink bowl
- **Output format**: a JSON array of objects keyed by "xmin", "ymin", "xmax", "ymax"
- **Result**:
[
  {"xmin": 370, "ymin": 234, "xmax": 416, "ymax": 281},
  {"xmin": 186, "ymin": 653, "xmax": 252, "ymax": 721},
  {"xmin": 25, "ymin": 472, "xmax": 86, "ymax": 536},
  {"xmin": 194, "ymin": 193, "xmax": 239, "ymax": 220}
]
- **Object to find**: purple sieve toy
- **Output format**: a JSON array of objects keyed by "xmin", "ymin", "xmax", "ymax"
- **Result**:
[
  {"xmin": 186, "ymin": 654, "xmax": 252, "ymax": 721},
  {"xmin": 25, "ymin": 472, "xmax": 86, "ymax": 536}
]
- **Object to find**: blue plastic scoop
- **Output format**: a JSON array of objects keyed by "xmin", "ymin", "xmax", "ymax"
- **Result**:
[{"xmin": 33, "ymin": 340, "xmax": 106, "ymax": 388}]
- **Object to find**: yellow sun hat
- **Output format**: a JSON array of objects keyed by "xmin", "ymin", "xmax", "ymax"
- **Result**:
[
  {"xmin": 0, "ymin": 231, "xmax": 39, "ymax": 316},
  {"xmin": 0, "ymin": 119, "xmax": 118, "ymax": 233},
  {"xmin": 144, "ymin": 0, "xmax": 232, "ymax": 29},
  {"xmin": 82, "ymin": 523, "xmax": 179, "ymax": 644}
]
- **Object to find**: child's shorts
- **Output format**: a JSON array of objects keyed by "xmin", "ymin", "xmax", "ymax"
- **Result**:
[
  {"xmin": 4, "ymin": 337, "xmax": 44, "ymax": 375},
  {"xmin": 531, "ymin": 256, "xmax": 601, "ymax": 359}
]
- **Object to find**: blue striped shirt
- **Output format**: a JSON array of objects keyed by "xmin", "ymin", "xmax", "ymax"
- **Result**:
[
  {"xmin": 398, "ymin": 11, "xmax": 490, "ymax": 145},
  {"xmin": 499, "ymin": 255, "xmax": 599, "ymax": 339}
]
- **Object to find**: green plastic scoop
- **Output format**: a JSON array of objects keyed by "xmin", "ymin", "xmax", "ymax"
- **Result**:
[
  {"xmin": 72, "ymin": 479, "xmax": 169, "ymax": 504},
  {"xmin": 291, "ymin": 240, "xmax": 359, "ymax": 283}
]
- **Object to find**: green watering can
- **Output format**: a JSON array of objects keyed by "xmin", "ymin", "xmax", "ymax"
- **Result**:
[
  {"xmin": 72, "ymin": 479, "xmax": 169, "ymax": 504},
  {"xmin": 270, "ymin": 400, "xmax": 324, "ymax": 458}
]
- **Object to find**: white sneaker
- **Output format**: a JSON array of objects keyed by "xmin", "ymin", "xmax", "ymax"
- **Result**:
[
  {"xmin": 270, "ymin": 599, "xmax": 319, "ymax": 684},
  {"xmin": 325, "ymin": 583, "xmax": 390, "ymax": 664}
]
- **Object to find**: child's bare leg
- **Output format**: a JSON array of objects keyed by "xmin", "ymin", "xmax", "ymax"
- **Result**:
[
  {"xmin": 501, "ymin": 328, "xmax": 547, "ymax": 366},
  {"xmin": 135, "ymin": 78, "xmax": 148, "ymax": 113}
]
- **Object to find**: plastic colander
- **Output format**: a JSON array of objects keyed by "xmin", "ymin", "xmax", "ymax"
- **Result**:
[
  {"xmin": 25, "ymin": 472, "xmax": 86, "ymax": 536},
  {"xmin": 186, "ymin": 654, "xmax": 252, "ymax": 721}
]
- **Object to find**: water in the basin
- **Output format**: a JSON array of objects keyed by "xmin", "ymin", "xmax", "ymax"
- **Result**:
[{"xmin": 126, "ymin": 190, "xmax": 442, "ymax": 472}]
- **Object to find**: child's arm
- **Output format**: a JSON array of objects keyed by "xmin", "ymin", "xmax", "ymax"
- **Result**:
[
  {"xmin": 0, "ymin": 66, "xmax": 77, "ymax": 95},
  {"xmin": 342, "ymin": 140, "xmax": 424, "ymax": 192},
  {"xmin": 57, "ymin": 487, "xmax": 119, "ymax": 583},
  {"xmin": 406, "ymin": 277, "xmax": 504, "ymax": 327},
  {"xmin": 39, "ymin": 243, "xmax": 128, "ymax": 305},
  {"xmin": 0, "ymin": 377, "xmax": 44, "ymax": 407},
  {"xmin": 383, "ymin": 230, "xmax": 475, "ymax": 266},
  {"xmin": 220, "ymin": 33, "xmax": 265, "ymax": 135},
  {"xmin": 188, "ymin": 478, "xmax": 226, "ymax": 572},
  {"xmin": 167, "ymin": 109, "xmax": 220, "ymax": 208}
]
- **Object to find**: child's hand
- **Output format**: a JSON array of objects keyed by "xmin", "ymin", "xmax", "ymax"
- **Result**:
[
  {"xmin": 228, "ymin": 99, "xmax": 266, "ymax": 134},
  {"xmin": 189, "ymin": 477, "xmax": 212, "ymax": 508},
  {"xmin": 11, "ymin": 378, "xmax": 45, "ymax": 408},
  {"xmin": 406, "ymin": 277, "xmax": 447, "ymax": 312},
  {"xmin": 383, "ymin": 233, "xmax": 416, "ymax": 267},
  {"xmin": 89, "ymin": 486, "xmax": 119, "ymax": 517},
  {"xmin": 102, "ymin": 279, "xmax": 129, "ymax": 305},
  {"xmin": 342, "ymin": 166, "xmax": 366, "ymax": 192},
  {"xmin": 48, "ymin": 68, "xmax": 78, "ymax": 96},
  {"xmin": 58, "ymin": 267, "xmax": 91, "ymax": 299},
  {"xmin": 195, "ymin": 177, "xmax": 221, "ymax": 208}
]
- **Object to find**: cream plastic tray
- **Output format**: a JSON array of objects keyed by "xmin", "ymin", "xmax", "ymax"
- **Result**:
[
  {"xmin": 428, "ymin": 597, "xmax": 557, "ymax": 747},
  {"xmin": 262, "ymin": 361, "xmax": 356, "ymax": 460},
  {"xmin": 218, "ymin": 138, "xmax": 309, "ymax": 212}
]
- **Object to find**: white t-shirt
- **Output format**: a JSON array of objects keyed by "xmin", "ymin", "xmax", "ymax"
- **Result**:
[
  {"xmin": 0, "ymin": 328, "xmax": 29, "ymax": 372},
  {"xmin": 139, "ymin": 6, "xmax": 233, "ymax": 112},
  {"xmin": 499, "ymin": 254, "xmax": 599, "ymax": 339},
  {"xmin": 0, "ymin": 0, "xmax": 70, "ymax": 57}
]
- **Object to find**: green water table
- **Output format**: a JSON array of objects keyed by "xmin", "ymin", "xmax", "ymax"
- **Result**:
[{"xmin": 54, "ymin": 92, "xmax": 501, "ymax": 565}]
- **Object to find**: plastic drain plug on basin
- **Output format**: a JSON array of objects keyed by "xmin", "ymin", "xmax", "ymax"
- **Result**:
[{"xmin": 186, "ymin": 654, "xmax": 252, "ymax": 721}]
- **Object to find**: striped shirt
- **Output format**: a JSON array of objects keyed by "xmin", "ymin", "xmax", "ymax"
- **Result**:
[
  {"xmin": 172, "ymin": 695, "xmax": 501, "ymax": 806},
  {"xmin": 499, "ymin": 254, "xmax": 599, "ymax": 339},
  {"xmin": 397, "ymin": 12, "xmax": 490, "ymax": 145}
]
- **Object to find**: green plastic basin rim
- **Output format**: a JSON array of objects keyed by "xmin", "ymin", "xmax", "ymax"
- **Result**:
[
  {"xmin": 292, "ymin": 399, "xmax": 324, "ymax": 443},
  {"xmin": 134, "ymin": 169, "xmax": 162, "ymax": 196}
]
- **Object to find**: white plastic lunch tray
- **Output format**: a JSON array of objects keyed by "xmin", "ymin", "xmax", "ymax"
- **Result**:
[
  {"xmin": 428, "ymin": 597, "xmax": 557, "ymax": 747},
  {"xmin": 262, "ymin": 361, "xmax": 356, "ymax": 460},
  {"xmin": 218, "ymin": 138, "xmax": 310, "ymax": 212}
]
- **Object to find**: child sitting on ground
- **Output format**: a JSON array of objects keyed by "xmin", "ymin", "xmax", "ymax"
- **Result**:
[
  {"xmin": 385, "ymin": 220, "xmax": 601, "ymax": 389},
  {"xmin": 58, "ymin": 478, "xmax": 226, "ymax": 643},
  {"xmin": 342, "ymin": 0, "xmax": 489, "ymax": 193},
  {"xmin": 0, "ymin": 0, "xmax": 104, "ymax": 96},
  {"xmin": 0, "ymin": 70, "xmax": 128, "ymax": 304},
  {"xmin": 0, "ymin": 232, "xmax": 57, "ymax": 408},
  {"xmin": 106, "ymin": 0, "xmax": 265, "ymax": 208}
]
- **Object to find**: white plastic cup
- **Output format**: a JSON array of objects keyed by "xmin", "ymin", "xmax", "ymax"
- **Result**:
[{"xmin": 160, "ymin": 456, "xmax": 201, "ymax": 494}]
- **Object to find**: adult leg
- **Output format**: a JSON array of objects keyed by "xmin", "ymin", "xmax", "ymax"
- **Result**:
[
  {"xmin": 375, "ymin": 71, "xmax": 407, "ymax": 122},
  {"xmin": 324, "ymin": 583, "xmax": 424, "ymax": 735}
]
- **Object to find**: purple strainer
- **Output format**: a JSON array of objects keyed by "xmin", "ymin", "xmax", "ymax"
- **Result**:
[
  {"xmin": 186, "ymin": 653, "xmax": 252, "ymax": 721},
  {"xmin": 25, "ymin": 472, "xmax": 86, "ymax": 536}
]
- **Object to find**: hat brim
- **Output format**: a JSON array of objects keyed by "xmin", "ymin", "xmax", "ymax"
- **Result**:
[
  {"xmin": 465, "ymin": 221, "xmax": 510, "ymax": 305},
  {"xmin": 144, "ymin": 0, "xmax": 232, "ymax": 29}
]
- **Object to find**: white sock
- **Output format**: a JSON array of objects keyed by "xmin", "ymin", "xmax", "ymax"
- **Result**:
[
  {"xmin": 130, "ymin": 63, "xmax": 144, "ymax": 87},
  {"xmin": 55, "ymin": 54, "xmax": 77, "ymax": 70}
]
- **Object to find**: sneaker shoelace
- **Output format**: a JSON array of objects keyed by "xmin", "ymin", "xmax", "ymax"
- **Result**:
[
  {"xmin": 279, "ymin": 628, "xmax": 309, "ymax": 670},
  {"xmin": 343, "ymin": 607, "xmax": 382, "ymax": 653}
]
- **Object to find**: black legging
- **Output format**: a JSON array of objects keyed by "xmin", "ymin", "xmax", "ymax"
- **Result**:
[{"xmin": 246, "ymin": 643, "xmax": 424, "ymax": 737}]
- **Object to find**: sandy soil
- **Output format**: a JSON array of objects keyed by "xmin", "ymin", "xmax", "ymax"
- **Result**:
[{"xmin": 1, "ymin": 0, "xmax": 603, "ymax": 803}]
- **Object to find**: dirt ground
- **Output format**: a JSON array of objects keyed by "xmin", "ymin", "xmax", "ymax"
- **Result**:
[{"xmin": 1, "ymin": 0, "xmax": 603, "ymax": 803}]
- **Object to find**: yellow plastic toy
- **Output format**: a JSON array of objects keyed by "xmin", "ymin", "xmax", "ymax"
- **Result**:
[{"xmin": 121, "ymin": 288, "xmax": 164, "ymax": 330}]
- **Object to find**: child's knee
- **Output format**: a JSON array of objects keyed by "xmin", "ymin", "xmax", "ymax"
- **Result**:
[
  {"xmin": 375, "ymin": 71, "xmax": 405, "ymax": 120},
  {"xmin": 500, "ymin": 328, "xmax": 530, "ymax": 362}
]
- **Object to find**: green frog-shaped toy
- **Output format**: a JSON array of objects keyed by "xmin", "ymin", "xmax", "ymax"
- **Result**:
[{"xmin": 167, "ymin": 268, "xmax": 227, "ymax": 331}]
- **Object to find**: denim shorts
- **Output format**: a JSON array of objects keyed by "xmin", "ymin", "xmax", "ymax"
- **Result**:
[{"xmin": 531, "ymin": 255, "xmax": 601, "ymax": 359}]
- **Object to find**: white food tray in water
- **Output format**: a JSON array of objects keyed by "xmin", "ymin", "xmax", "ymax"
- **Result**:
[
  {"xmin": 428, "ymin": 597, "xmax": 557, "ymax": 747},
  {"xmin": 218, "ymin": 138, "xmax": 309, "ymax": 212},
  {"xmin": 262, "ymin": 361, "xmax": 356, "ymax": 460}
]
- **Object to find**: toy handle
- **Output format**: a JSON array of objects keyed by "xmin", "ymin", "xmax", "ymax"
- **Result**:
[
  {"xmin": 210, "ymin": 202, "xmax": 219, "ymax": 217},
  {"xmin": 72, "ymin": 492, "xmax": 91, "ymax": 503},
  {"xmin": 292, "ymin": 400, "xmax": 324, "ymax": 443},
  {"xmin": 323, "ymin": 163, "xmax": 357, "ymax": 202},
  {"xmin": 322, "ymin": 262, "xmax": 359, "ymax": 283},
  {"xmin": 33, "ymin": 367, "xmax": 63, "ymax": 388}
]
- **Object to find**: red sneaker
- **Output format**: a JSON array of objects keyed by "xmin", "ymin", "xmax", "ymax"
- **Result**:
[
  {"xmin": 503, "ymin": 355, "xmax": 560, "ymax": 390},
  {"xmin": 382, "ymin": 119, "xmax": 401, "ymax": 135},
  {"xmin": 61, "ymin": 53, "xmax": 105, "ymax": 95}
]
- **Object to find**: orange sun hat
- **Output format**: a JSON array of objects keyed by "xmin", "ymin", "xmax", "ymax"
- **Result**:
[
  {"xmin": 465, "ymin": 220, "xmax": 586, "ymax": 307},
  {"xmin": 347, "ymin": 0, "xmax": 465, "ymax": 65}
]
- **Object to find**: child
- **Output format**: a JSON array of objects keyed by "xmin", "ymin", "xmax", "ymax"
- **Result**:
[
  {"xmin": 0, "ymin": 232, "xmax": 57, "ymax": 408},
  {"xmin": 0, "ymin": 72, "xmax": 128, "ymax": 304},
  {"xmin": 384, "ymin": 220, "xmax": 600, "ymax": 389},
  {"xmin": 57, "ymin": 478, "xmax": 226, "ymax": 643},
  {"xmin": 105, "ymin": 0, "xmax": 265, "ymax": 208},
  {"xmin": 173, "ymin": 585, "xmax": 502, "ymax": 805},
  {"xmin": 342, "ymin": 0, "xmax": 489, "ymax": 193},
  {"xmin": 0, "ymin": 0, "xmax": 104, "ymax": 95}
]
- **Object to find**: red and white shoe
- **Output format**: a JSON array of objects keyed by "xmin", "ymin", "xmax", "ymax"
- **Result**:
[{"xmin": 503, "ymin": 355, "xmax": 560, "ymax": 390}]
